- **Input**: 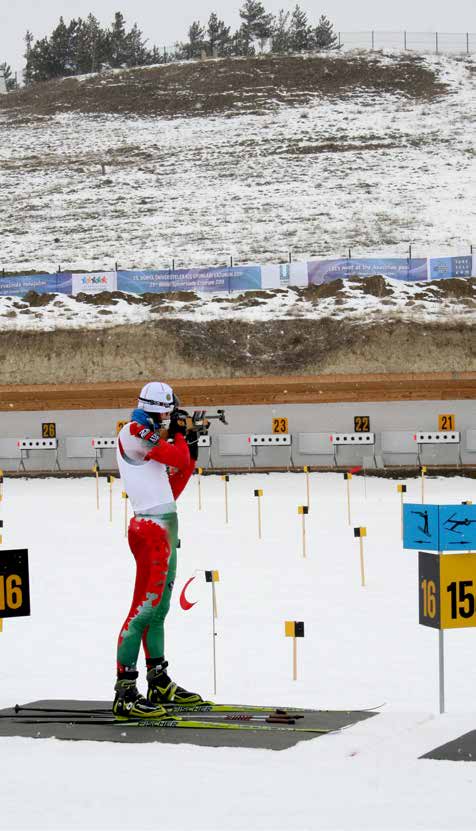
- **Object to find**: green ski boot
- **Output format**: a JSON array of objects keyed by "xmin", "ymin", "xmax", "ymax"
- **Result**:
[
  {"xmin": 147, "ymin": 660, "xmax": 204, "ymax": 706},
  {"xmin": 113, "ymin": 675, "xmax": 171, "ymax": 721}
]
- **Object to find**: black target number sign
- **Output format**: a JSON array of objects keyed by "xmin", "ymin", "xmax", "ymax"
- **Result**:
[
  {"xmin": 42, "ymin": 422, "xmax": 56, "ymax": 439},
  {"xmin": 354, "ymin": 416, "xmax": 370, "ymax": 433},
  {"xmin": 0, "ymin": 549, "xmax": 30, "ymax": 619}
]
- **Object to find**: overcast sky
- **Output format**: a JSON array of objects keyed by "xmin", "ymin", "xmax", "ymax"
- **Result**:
[{"xmin": 1, "ymin": 0, "xmax": 475, "ymax": 74}]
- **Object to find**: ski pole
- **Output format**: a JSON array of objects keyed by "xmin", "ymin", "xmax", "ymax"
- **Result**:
[
  {"xmin": 197, "ymin": 467, "xmax": 203, "ymax": 511},
  {"xmin": 122, "ymin": 491, "xmax": 128, "ymax": 536},
  {"xmin": 107, "ymin": 475, "xmax": 114, "ymax": 522}
]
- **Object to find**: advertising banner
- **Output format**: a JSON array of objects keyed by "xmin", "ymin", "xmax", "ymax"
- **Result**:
[
  {"xmin": 72, "ymin": 272, "xmax": 117, "ymax": 296},
  {"xmin": 428, "ymin": 256, "xmax": 473, "ymax": 280},
  {"xmin": 0, "ymin": 274, "xmax": 68, "ymax": 297},
  {"xmin": 307, "ymin": 258, "xmax": 428, "ymax": 284},
  {"xmin": 117, "ymin": 265, "xmax": 262, "ymax": 295}
]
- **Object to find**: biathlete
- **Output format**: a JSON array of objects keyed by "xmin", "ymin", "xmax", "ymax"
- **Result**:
[{"xmin": 113, "ymin": 380, "xmax": 202, "ymax": 719}]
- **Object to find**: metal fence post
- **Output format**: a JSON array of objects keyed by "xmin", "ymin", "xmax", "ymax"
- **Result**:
[
  {"xmin": 436, "ymin": 32, "xmax": 439, "ymax": 54},
  {"xmin": 404, "ymin": 31, "xmax": 407, "ymax": 50},
  {"xmin": 467, "ymin": 33, "xmax": 470, "ymax": 54},
  {"xmin": 371, "ymin": 31, "xmax": 375, "ymax": 50}
]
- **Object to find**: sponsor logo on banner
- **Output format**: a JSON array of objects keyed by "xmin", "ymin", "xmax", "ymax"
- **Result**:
[
  {"xmin": 72, "ymin": 272, "xmax": 117, "ymax": 295},
  {"xmin": 308, "ymin": 258, "xmax": 428, "ymax": 284}
]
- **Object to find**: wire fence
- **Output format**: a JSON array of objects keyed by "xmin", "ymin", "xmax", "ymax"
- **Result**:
[
  {"xmin": 152, "ymin": 31, "xmax": 476, "ymax": 62},
  {"xmin": 336, "ymin": 31, "xmax": 476, "ymax": 54}
]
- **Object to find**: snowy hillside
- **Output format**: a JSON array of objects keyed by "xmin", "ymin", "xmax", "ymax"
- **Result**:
[{"xmin": 0, "ymin": 52, "xmax": 475, "ymax": 274}]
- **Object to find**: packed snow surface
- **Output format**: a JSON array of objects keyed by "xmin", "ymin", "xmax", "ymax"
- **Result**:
[
  {"xmin": 0, "ymin": 53, "xmax": 475, "ymax": 273},
  {"xmin": 1, "ymin": 472, "xmax": 476, "ymax": 830}
]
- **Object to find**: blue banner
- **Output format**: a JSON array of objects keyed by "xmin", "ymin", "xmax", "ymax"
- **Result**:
[
  {"xmin": 403, "ymin": 504, "xmax": 476, "ymax": 552},
  {"xmin": 117, "ymin": 266, "xmax": 262, "ymax": 295},
  {"xmin": 0, "ymin": 273, "xmax": 71, "ymax": 297},
  {"xmin": 429, "ymin": 256, "xmax": 472, "ymax": 280},
  {"xmin": 308, "ymin": 258, "xmax": 428, "ymax": 284}
]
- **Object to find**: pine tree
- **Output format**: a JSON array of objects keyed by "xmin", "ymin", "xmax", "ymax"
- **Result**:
[
  {"xmin": 313, "ymin": 14, "xmax": 338, "ymax": 50},
  {"xmin": 23, "ymin": 30, "xmax": 34, "ymax": 85},
  {"xmin": 238, "ymin": 0, "xmax": 273, "ymax": 51},
  {"xmin": 108, "ymin": 11, "xmax": 128, "ymax": 67},
  {"xmin": 124, "ymin": 23, "xmax": 149, "ymax": 66},
  {"xmin": 207, "ymin": 12, "xmax": 231, "ymax": 57},
  {"xmin": 288, "ymin": 5, "xmax": 314, "ymax": 51},
  {"xmin": 0, "ymin": 62, "xmax": 16, "ymax": 91},
  {"xmin": 270, "ymin": 10, "xmax": 290, "ymax": 53},
  {"xmin": 48, "ymin": 16, "xmax": 74, "ymax": 76},
  {"xmin": 188, "ymin": 21, "xmax": 206, "ymax": 59},
  {"xmin": 74, "ymin": 14, "xmax": 108, "ymax": 73}
]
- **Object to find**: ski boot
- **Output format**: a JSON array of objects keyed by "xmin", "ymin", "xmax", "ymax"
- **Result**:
[
  {"xmin": 113, "ymin": 673, "xmax": 172, "ymax": 721},
  {"xmin": 147, "ymin": 659, "xmax": 204, "ymax": 707}
]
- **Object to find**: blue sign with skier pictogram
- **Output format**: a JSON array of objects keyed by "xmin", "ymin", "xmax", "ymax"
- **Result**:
[
  {"xmin": 403, "ymin": 504, "xmax": 476, "ymax": 552},
  {"xmin": 403, "ymin": 504, "xmax": 440, "ymax": 551}
]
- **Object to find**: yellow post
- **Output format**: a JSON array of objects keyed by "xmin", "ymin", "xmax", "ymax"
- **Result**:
[
  {"xmin": 304, "ymin": 466, "xmax": 310, "ymax": 506},
  {"xmin": 222, "ymin": 475, "xmax": 229, "ymax": 524},
  {"xmin": 122, "ymin": 491, "xmax": 128, "ymax": 537},
  {"xmin": 206, "ymin": 571, "xmax": 220, "ymax": 694},
  {"xmin": 298, "ymin": 506, "xmax": 308, "ymax": 559},
  {"xmin": 397, "ymin": 484, "xmax": 407, "ymax": 541},
  {"xmin": 344, "ymin": 473, "xmax": 352, "ymax": 526},
  {"xmin": 197, "ymin": 467, "xmax": 203, "ymax": 511},
  {"xmin": 0, "ymin": 469, "xmax": 4, "ymax": 503},
  {"xmin": 0, "ymin": 619, "xmax": 3, "ymax": 633},
  {"xmin": 108, "ymin": 475, "xmax": 115, "ymax": 522},
  {"xmin": 421, "ymin": 466, "xmax": 427, "ymax": 504},
  {"xmin": 93, "ymin": 463, "xmax": 100, "ymax": 510},
  {"xmin": 354, "ymin": 527, "xmax": 367, "ymax": 587},
  {"xmin": 254, "ymin": 489, "xmax": 263, "ymax": 539},
  {"xmin": 285, "ymin": 621, "xmax": 304, "ymax": 681},
  {"xmin": 292, "ymin": 637, "xmax": 297, "ymax": 681}
]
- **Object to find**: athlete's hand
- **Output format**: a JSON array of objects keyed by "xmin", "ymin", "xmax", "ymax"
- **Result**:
[
  {"xmin": 168, "ymin": 409, "xmax": 189, "ymax": 439},
  {"xmin": 186, "ymin": 429, "xmax": 199, "ymax": 461}
]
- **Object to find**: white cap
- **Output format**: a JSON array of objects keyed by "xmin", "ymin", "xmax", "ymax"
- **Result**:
[{"xmin": 137, "ymin": 381, "xmax": 175, "ymax": 413}]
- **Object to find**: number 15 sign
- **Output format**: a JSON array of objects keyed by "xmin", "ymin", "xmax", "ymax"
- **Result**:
[{"xmin": 419, "ymin": 551, "xmax": 476, "ymax": 629}]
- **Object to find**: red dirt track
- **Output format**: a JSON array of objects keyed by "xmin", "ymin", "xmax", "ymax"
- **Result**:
[{"xmin": 0, "ymin": 372, "xmax": 474, "ymax": 411}]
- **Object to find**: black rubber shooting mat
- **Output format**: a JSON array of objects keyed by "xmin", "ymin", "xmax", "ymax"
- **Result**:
[
  {"xmin": 0, "ymin": 700, "xmax": 377, "ymax": 751},
  {"xmin": 421, "ymin": 730, "xmax": 476, "ymax": 762}
]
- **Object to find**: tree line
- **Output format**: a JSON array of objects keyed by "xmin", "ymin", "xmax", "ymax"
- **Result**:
[{"xmin": 18, "ymin": 3, "xmax": 338, "ymax": 84}]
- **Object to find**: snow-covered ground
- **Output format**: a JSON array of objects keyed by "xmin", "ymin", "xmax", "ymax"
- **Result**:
[
  {"xmin": 0, "ymin": 275, "xmax": 474, "ymax": 332},
  {"xmin": 1, "ymin": 472, "xmax": 476, "ymax": 830},
  {"xmin": 1, "ymin": 53, "xmax": 475, "ymax": 273}
]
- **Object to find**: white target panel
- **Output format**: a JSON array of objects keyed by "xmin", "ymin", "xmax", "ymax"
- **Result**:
[
  {"xmin": 17, "ymin": 438, "xmax": 58, "ymax": 449},
  {"xmin": 330, "ymin": 433, "xmax": 375, "ymax": 445},
  {"xmin": 198, "ymin": 436, "xmax": 211, "ymax": 447},
  {"xmin": 414, "ymin": 432, "xmax": 460, "ymax": 444},
  {"xmin": 91, "ymin": 438, "xmax": 117, "ymax": 449},
  {"xmin": 249, "ymin": 434, "xmax": 292, "ymax": 445}
]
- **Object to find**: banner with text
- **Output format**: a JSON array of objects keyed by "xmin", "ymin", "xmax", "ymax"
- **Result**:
[
  {"xmin": 117, "ymin": 266, "xmax": 262, "ymax": 294},
  {"xmin": 307, "ymin": 258, "xmax": 428, "ymax": 284},
  {"xmin": 0, "ymin": 273, "xmax": 72, "ymax": 297},
  {"xmin": 428, "ymin": 255, "xmax": 473, "ymax": 280}
]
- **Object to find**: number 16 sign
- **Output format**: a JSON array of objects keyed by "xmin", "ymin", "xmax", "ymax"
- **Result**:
[{"xmin": 0, "ymin": 549, "xmax": 30, "ymax": 632}]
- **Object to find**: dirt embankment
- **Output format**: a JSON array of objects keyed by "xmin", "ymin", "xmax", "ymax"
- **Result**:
[
  {"xmin": 0, "ymin": 317, "xmax": 473, "ymax": 387},
  {"xmin": 0, "ymin": 53, "xmax": 447, "ymax": 122}
]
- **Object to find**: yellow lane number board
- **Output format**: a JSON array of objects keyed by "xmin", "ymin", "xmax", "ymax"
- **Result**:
[
  {"xmin": 354, "ymin": 416, "xmax": 370, "ymax": 433},
  {"xmin": 438, "ymin": 414, "xmax": 455, "ymax": 431},
  {"xmin": 419, "ymin": 551, "xmax": 476, "ymax": 629},
  {"xmin": 0, "ymin": 549, "xmax": 30, "ymax": 619},
  {"xmin": 42, "ymin": 422, "xmax": 56, "ymax": 439},
  {"xmin": 272, "ymin": 417, "xmax": 288, "ymax": 434}
]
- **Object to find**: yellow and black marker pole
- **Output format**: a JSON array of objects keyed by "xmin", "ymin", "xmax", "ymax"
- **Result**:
[
  {"xmin": 122, "ymin": 491, "xmax": 128, "ymax": 537},
  {"xmin": 298, "ymin": 505, "xmax": 309, "ymax": 558},
  {"xmin": 397, "ymin": 484, "xmax": 407, "ymax": 540},
  {"xmin": 284, "ymin": 620, "xmax": 305, "ymax": 681},
  {"xmin": 303, "ymin": 465, "xmax": 310, "ymax": 507},
  {"xmin": 92, "ymin": 462, "xmax": 100, "ymax": 510},
  {"xmin": 354, "ymin": 527, "xmax": 367, "ymax": 587},
  {"xmin": 344, "ymin": 472, "xmax": 352, "ymax": 526},
  {"xmin": 205, "ymin": 570, "xmax": 220, "ymax": 694},
  {"xmin": 107, "ymin": 475, "xmax": 115, "ymax": 522},
  {"xmin": 0, "ymin": 469, "xmax": 3, "ymax": 503},
  {"xmin": 254, "ymin": 489, "xmax": 263, "ymax": 539},
  {"xmin": 0, "ymin": 519, "xmax": 3, "ymax": 545},
  {"xmin": 197, "ymin": 467, "xmax": 203, "ymax": 511},
  {"xmin": 421, "ymin": 466, "xmax": 427, "ymax": 504},
  {"xmin": 222, "ymin": 474, "xmax": 229, "ymax": 524}
]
